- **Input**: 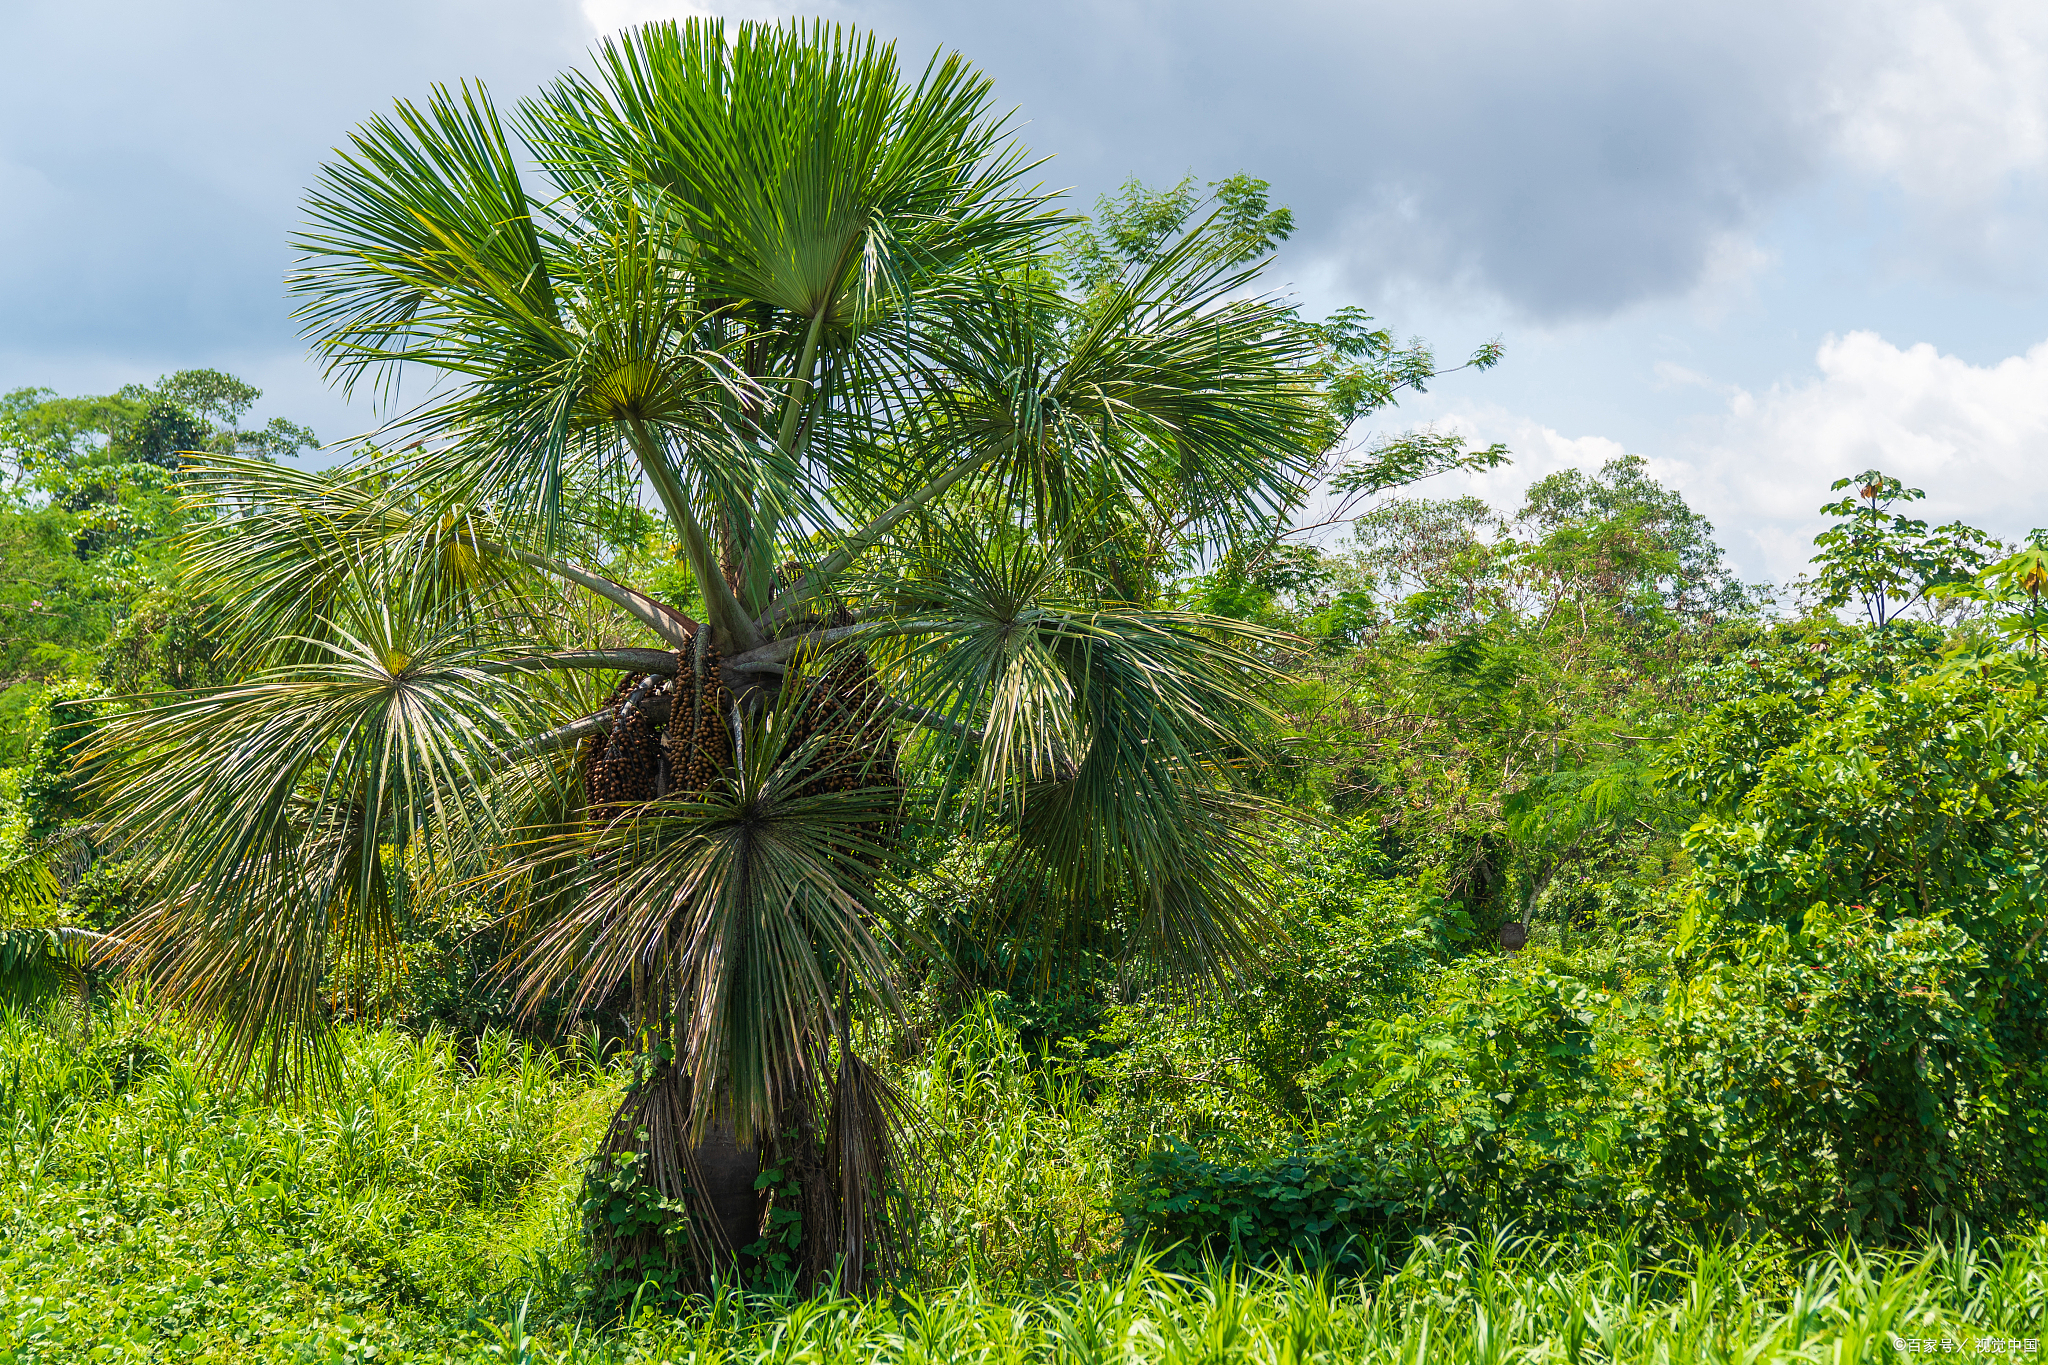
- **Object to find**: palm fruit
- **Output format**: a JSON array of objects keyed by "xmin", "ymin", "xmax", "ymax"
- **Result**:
[
  {"xmin": 607, "ymin": 688, "xmax": 663, "ymax": 803},
  {"xmin": 581, "ymin": 672, "xmax": 642, "ymax": 808},
  {"xmin": 661, "ymin": 628, "xmax": 734, "ymax": 797},
  {"xmin": 583, "ymin": 671, "xmax": 670, "ymax": 811},
  {"xmin": 582, "ymin": 616, "xmax": 900, "ymax": 823}
]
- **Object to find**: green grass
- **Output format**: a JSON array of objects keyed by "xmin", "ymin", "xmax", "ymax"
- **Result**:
[
  {"xmin": 0, "ymin": 993, "xmax": 613, "ymax": 1360},
  {"xmin": 2, "ymin": 997, "xmax": 2044, "ymax": 1362}
]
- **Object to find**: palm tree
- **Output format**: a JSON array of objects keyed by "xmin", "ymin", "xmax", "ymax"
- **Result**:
[{"xmin": 86, "ymin": 19, "xmax": 1456, "ymax": 1292}]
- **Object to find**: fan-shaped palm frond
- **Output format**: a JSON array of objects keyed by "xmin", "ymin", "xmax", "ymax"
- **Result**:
[
  {"xmin": 806, "ymin": 524, "xmax": 1292, "ymax": 976},
  {"xmin": 504, "ymin": 691, "xmax": 902, "ymax": 1139},
  {"xmin": 295, "ymin": 80, "xmax": 563, "ymax": 398},
  {"xmin": 530, "ymin": 20, "xmax": 1048, "ymax": 328},
  {"xmin": 293, "ymin": 90, "xmax": 763, "ymax": 557},
  {"xmin": 180, "ymin": 454, "xmax": 700, "ymax": 663},
  {"xmin": 764, "ymin": 228, "xmax": 1325, "ymax": 627},
  {"xmin": 0, "ymin": 832, "xmax": 115, "ymax": 1010},
  {"xmin": 0, "ymin": 835, "xmax": 71, "ymax": 918},
  {"xmin": 88, "ymin": 569, "xmax": 567, "ymax": 1088}
]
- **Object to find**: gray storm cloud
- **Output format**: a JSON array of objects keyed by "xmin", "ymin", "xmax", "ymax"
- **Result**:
[
  {"xmin": 2, "ymin": 0, "xmax": 2042, "ymax": 369},
  {"xmin": 851, "ymin": 0, "xmax": 1836, "ymax": 318}
]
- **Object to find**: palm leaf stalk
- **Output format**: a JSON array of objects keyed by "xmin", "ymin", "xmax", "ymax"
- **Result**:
[{"xmin": 88, "ymin": 18, "xmax": 1352, "ymax": 1294}]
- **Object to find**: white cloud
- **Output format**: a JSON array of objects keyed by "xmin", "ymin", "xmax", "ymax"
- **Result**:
[
  {"xmin": 1832, "ymin": 1, "xmax": 2048, "ymax": 201},
  {"xmin": 1687, "ymin": 331, "xmax": 2048, "ymax": 579},
  {"xmin": 1826, "ymin": 0, "xmax": 2048, "ymax": 277},
  {"xmin": 1652, "ymin": 361, "xmax": 1728, "ymax": 394},
  {"xmin": 1684, "ymin": 230, "xmax": 1776, "ymax": 319},
  {"xmin": 1420, "ymin": 331, "xmax": 2048, "ymax": 588},
  {"xmin": 1305, "ymin": 409, "xmax": 1633, "ymax": 547},
  {"xmin": 1429, "ymin": 415, "xmax": 1632, "ymax": 515}
]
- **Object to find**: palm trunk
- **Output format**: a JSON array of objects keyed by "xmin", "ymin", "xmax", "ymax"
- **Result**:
[
  {"xmin": 577, "ymin": 624, "xmax": 907, "ymax": 1299},
  {"xmin": 586, "ymin": 1062, "xmax": 763, "ymax": 1297},
  {"xmin": 689, "ymin": 1108, "xmax": 762, "ymax": 1273}
]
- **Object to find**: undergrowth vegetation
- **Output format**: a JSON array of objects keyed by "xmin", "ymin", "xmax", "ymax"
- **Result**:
[{"xmin": 5, "ymin": 997, "xmax": 2047, "ymax": 1362}]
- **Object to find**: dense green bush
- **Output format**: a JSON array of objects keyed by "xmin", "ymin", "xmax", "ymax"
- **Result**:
[
  {"xmin": 1110, "ymin": 637, "xmax": 2048, "ymax": 1252},
  {"xmin": 1662, "ymin": 647, "xmax": 2048, "ymax": 1239},
  {"xmin": 888, "ymin": 839, "xmax": 1121, "ymax": 1057},
  {"xmin": 1662, "ymin": 906, "xmax": 2014, "ymax": 1237},
  {"xmin": 0, "ymin": 679, "xmax": 101, "ymax": 845},
  {"xmin": 1120, "ymin": 931, "xmax": 1668, "ymax": 1258},
  {"xmin": 1117, "ymin": 1138, "xmax": 1400, "ymax": 1270},
  {"xmin": 1080, "ymin": 823, "xmax": 1459, "ymax": 1155},
  {"xmin": 1319, "ymin": 952, "xmax": 1657, "ymax": 1225}
]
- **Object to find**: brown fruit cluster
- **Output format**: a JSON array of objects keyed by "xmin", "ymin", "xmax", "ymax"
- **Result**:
[
  {"xmin": 780, "ymin": 611, "xmax": 901, "ymax": 804},
  {"xmin": 579, "ymin": 616, "xmax": 901, "ymax": 826},
  {"xmin": 583, "ymin": 672, "xmax": 665, "ymax": 808},
  {"xmin": 663, "ymin": 632, "xmax": 734, "ymax": 796}
]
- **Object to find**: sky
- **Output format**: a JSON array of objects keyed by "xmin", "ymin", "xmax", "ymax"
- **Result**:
[{"xmin": 3, "ymin": 0, "xmax": 2044, "ymax": 588}]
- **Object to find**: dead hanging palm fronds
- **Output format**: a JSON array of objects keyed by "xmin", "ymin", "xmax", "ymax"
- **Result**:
[
  {"xmin": 582, "ymin": 1055, "xmax": 724, "ymax": 1296},
  {"xmin": 767, "ymin": 1093, "xmax": 839, "ymax": 1292},
  {"xmin": 826, "ymin": 1038, "xmax": 913, "ymax": 1294}
]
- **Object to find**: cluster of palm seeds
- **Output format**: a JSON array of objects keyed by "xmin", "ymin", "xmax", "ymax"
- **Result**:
[
  {"xmin": 661, "ymin": 631, "xmax": 734, "ymax": 796},
  {"xmin": 579, "ymin": 615, "xmax": 900, "ymax": 823},
  {"xmin": 582, "ymin": 671, "xmax": 665, "ymax": 808},
  {"xmin": 579, "ymin": 625, "xmax": 751, "ymax": 819},
  {"xmin": 782, "ymin": 611, "xmax": 901, "ymax": 803}
]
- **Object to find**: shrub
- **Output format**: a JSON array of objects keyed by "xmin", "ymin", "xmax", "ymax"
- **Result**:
[
  {"xmin": 1122, "ymin": 937, "xmax": 1669, "ymax": 1263},
  {"xmin": 1117, "ymin": 1138, "xmax": 1400, "ymax": 1270},
  {"xmin": 1084, "ymin": 834, "xmax": 1459, "ymax": 1158},
  {"xmin": 1661, "ymin": 648, "xmax": 2048, "ymax": 1240},
  {"xmin": 1660, "ymin": 906, "xmax": 2016, "ymax": 1238}
]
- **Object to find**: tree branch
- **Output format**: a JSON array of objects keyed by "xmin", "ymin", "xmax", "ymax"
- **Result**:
[
  {"xmin": 499, "ymin": 686, "xmax": 676, "ymax": 767},
  {"xmin": 747, "ymin": 307, "xmax": 832, "ymax": 612},
  {"xmin": 489, "ymin": 543, "xmax": 697, "ymax": 647},
  {"xmin": 624, "ymin": 417, "xmax": 765, "ymax": 654},
  {"xmin": 498, "ymin": 687, "xmax": 972, "ymax": 766},
  {"xmin": 876, "ymin": 695, "xmax": 983, "ymax": 744},
  {"xmin": 722, "ymin": 619, "xmax": 948, "ymax": 673},
  {"xmin": 503, "ymin": 710, "xmax": 612, "ymax": 763}
]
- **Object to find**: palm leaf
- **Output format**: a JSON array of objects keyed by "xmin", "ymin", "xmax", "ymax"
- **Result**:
[
  {"xmin": 818, "ymin": 526, "xmax": 1292, "ymax": 976},
  {"xmin": 89, "ymin": 570, "xmax": 563, "ymax": 1089},
  {"xmin": 504, "ymin": 690, "xmax": 904, "ymax": 1139},
  {"xmin": 529, "ymin": 19, "xmax": 1049, "ymax": 326}
]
